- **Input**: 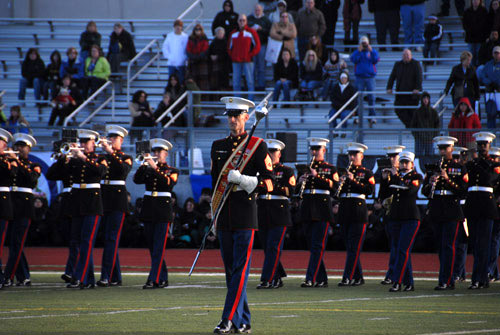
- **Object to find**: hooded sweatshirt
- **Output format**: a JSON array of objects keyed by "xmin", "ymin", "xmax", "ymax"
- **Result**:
[
  {"xmin": 211, "ymin": 0, "xmax": 239, "ymax": 36},
  {"xmin": 448, "ymin": 97, "xmax": 481, "ymax": 146}
]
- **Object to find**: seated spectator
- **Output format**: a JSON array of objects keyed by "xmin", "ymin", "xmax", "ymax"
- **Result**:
[
  {"xmin": 272, "ymin": 48, "xmax": 299, "ymax": 103},
  {"xmin": 211, "ymin": 0, "xmax": 239, "ymax": 36},
  {"xmin": 423, "ymin": 15, "xmax": 443, "ymax": 62},
  {"xmin": 269, "ymin": 0, "xmax": 295, "ymax": 24},
  {"xmin": 164, "ymin": 73, "xmax": 186, "ymax": 105},
  {"xmin": 44, "ymin": 50, "xmax": 62, "ymax": 100},
  {"xmin": 209, "ymin": 27, "xmax": 231, "ymax": 91},
  {"xmin": 2, "ymin": 105, "xmax": 30, "ymax": 134},
  {"xmin": 79, "ymin": 21, "xmax": 101, "ymax": 62},
  {"xmin": 81, "ymin": 44, "xmax": 111, "ymax": 99},
  {"xmin": 463, "ymin": 0, "xmax": 490, "ymax": 67},
  {"xmin": 449, "ymin": 97, "xmax": 481, "ymax": 148},
  {"xmin": 343, "ymin": 0, "xmax": 363, "ymax": 44},
  {"xmin": 248, "ymin": 4, "xmax": 272, "ymax": 91},
  {"xmin": 60, "ymin": 47, "xmax": 84, "ymax": 89},
  {"xmin": 107, "ymin": 23, "xmax": 136, "ymax": 73},
  {"xmin": 329, "ymin": 72, "xmax": 357, "ymax": 132},
  {"xmin": 409, "ymin": 92, "xmax": 440, "ymax": 156},
  {"xmin": 307, "ymin": 34, "xmax": 327, "ymax": 64},
  {"xmin": 478, "ymin": 31, "xmax": 500, "ymax": 66},
  {"xmin": 18, "ymin": 48, "xmax": 46, "ymax": 106},
  {"xmin": 186, "ymin": 24, "xmax": 210, "ymax": 91},
  {"xmin": 197, "ymin": 187, "xmax": 212, "ymax": 216},
  {"xmin": 298, "ymin": 49, "xmax": 323, "ymax": 100},
  {"xmin": 48, "ymin": 75, "xmax": 82, "ymax": 126},
  {"xmin": 162, "ymin": 20, "xmax": 188, "ymax": 84},
  {"xmin": 129, "ymin": 90, "xmax": 155, "ymax": 141},
  {"xmin": 269, "ymin": 11, "xmax": 297, "ymax": 59},
  {"xmin": 153, "ymin": 92, "xmax": 186, "ymax": 127},
  {"xmin": 445, "ymin": 50, "xmax": 480, "ymax": 107},
  {"xmin": 179, "ymin": 198, "xmax": 203, "ymax": 247},
  {"xmin": 321, "ymin": 49, "xmax": 347, "ymax": 100}
]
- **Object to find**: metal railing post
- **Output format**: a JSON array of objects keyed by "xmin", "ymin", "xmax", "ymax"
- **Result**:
[
  {"xmin": 328, "ymin": 122, "xmax": 334, "ymax": 162},
  {"xmin": 357, "ymin": 92, "xmax": 364, "ymax": 143},
  {"xmin": 187, "ymin": 90, "xmax": 194, "ymax": 127}
]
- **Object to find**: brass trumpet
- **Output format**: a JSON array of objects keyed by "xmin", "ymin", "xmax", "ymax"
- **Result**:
[
  {"xmin": 60, "ymin": 143, "xmax": 82, "ymax": 155},
  {"xmin": 96, "ymin": 137, "xmax": 111, "ymax": 147},
  {"xmin": 135, "ymin": 154, "xmax": 158, "ymax": 165}
]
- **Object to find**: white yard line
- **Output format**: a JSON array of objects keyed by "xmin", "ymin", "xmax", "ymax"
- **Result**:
[{"xmin": 417, "ymin": 329, "xmax": 500, "ymax": 335}]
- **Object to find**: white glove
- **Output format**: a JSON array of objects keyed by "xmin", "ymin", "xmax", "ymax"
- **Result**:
[
  {"xmin": 228, "ymin": 170, "xmax": 258, "ymax": 194},
  {"xmin": 228, "ymin": 169, "xmax": 242, "ymax": 184}
]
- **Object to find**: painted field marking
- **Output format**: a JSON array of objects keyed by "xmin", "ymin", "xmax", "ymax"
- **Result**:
[
  {"xmin": 183, "ymin": 313, "xmax": 209, "ymax": 316},
  {"xmin": 271, "ymin": 315, "xmax": 299, "ymax": 318},
  {"xmin": 467, "ymin": 321, "xmax": 487, "ymax": 324},
  {"xmin": 368, "ymin": 317, "xmax": 391, "ymax": 321},
  {"xmin": 249, "ymin": 307, "xmax": 499, "ymax": 316},
  {"xmin": 417, "ymin": 329, "xmax": 500, "ymax": 335}
]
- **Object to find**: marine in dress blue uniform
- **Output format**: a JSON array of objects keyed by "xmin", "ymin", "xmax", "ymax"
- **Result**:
[
  {"xmin": 298, "ymin": 138, "xmax": 338, "ymax": 288},
  {"xmin": 4, "ymin": 133, "xmax": 40, "ymax": 287},
  {"xmin": 211, "ymin": 97, "xmax": 274, "ymax": 334},
  {"xmin": 465, "ymin": 132, "xmax": 500, "ymax": 289},
  {"xmin": 133, "ymin": 138, "xmax": 178, "ymax": 289},
  {"xmin": 337, "ymin": 142, "xmax": 375, "ymax": 287},
  {"xmin": 97, "ymin": 125, "xmax": 132, "ymax": 287},
  {"xmin": 380, "ymin": 151, "xmax": 422, "ymax": 292},
  {"xmin": 256, "ymin": 139, "xmax": 295, "ymax": 289},
  {"xmin": 487, "ymin": 147, "xmax": 500, "ymax": 282},
  {"xmin": 67, "ymin": 129, "xmax": 108, "ymax": 289},
  {"xmin": 422, "ymin": 137, "xmax": 468, "ymax": 290}
]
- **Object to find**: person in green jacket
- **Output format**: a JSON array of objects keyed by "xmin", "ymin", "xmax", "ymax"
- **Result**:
[{"xmin": 82, "ymin": 44, "xmax": 111, "ymax": 99}]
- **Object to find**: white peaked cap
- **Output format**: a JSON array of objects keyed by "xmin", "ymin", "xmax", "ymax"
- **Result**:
[
  {"xmin": 221, "ymin": 97, "xmax": 255, "ymax": 113},
  {"xmin": 150, "ymin": 138, "xmax": 173, "ymax": 151},
  {"xmin": 307, "ymin": 137, "xmax": 329, "ymax": 147},
  {"xmin": 13, "ymin": 133, "xmax": 36, "ymax": 147},
  {"xmin": 452, "ymin": 147, "xmax": 468, "ymax": 156},
  {"xmin": 384, "ymin": 145, "xmax": 405, "ymax": 155},
  {"xmin": 490, "ymin": 147, "xmax": 500, "ymax": 157},
  {"xmin": 399, "ymin": 151, "xmax": 415, "ymax": 162},
  {"xmin": 473, "ymin": 132, "xmax": 496, "ymax": 143},
  {"xmin": 346, "ymin": 142, "xmax": 368, "ymax": 153},
  {"xmin": 77, "ymin": 129, "xmax": 99, "ymax": 140},
  {"xmin": 0, "ymin": 128, "xmax": 13, "ymax": 143},
  {"xmin": 265, "ymin": 139, "xmax": 285, "ymax": 150},
  {"xmin": 106, "ymin": 125, "xmax": 128, "ymax": 137},
  {"xmin": 433, "ymin": 136, "xmax": 457, "ymax": 146}
]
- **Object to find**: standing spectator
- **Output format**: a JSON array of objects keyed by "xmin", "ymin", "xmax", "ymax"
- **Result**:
[
  {"xmin": 423, "ymin": 15, "xmax": 443, "ymax": 61},
  {"xmin": 286, "ymin": 0, "xmax": 304, "ymax": 20},
  {"xmin": 316, "ymin": 0, "xmax": 341, "ymax": 46},
  {"xmin": 343, "ymin": 0, "xmax": 363, "ymax": 45},
  {"xmin": 307, "ymin": 34, "xmax": 327, "ymax": 64},
  {"xmin": 228, "ymin": 14, "xmax": 261, "ymax": 101},
  {"xmin": 368, "ymin": 0, "xmax": 400, "ymax": 50},
  {"xmin": 445, "ymin": 51, "xmax": 480, "ymax": 107},
  {"xmin": 129, "ymin": 90, "xmax": 155, "ymax": 142},
  {"xmin": 350, "ymin": 36, "xmax": 379, "ymax": 126},
  {"xmin": 269, "ymin": 11, "xmax": 298, "ymax": 59},
  {"xmin": 386, "ymin": 49, "xmax": 423, "ymax": 128},
  {"xmin": 410, "ymin": 92, "xmax": 440, "ymax": 156},
  {"xmin": 478, "ymin": 30, "xmax": 500, "ymax": 66},
  {"xmin": 107, "ymin": 23, "xmax": 136, "ymax": 73},
  {"xmin": 400, "ymin": 0, "xmax": 426, "ymax": 48},
  {"xmin": 273, "ymin": 48, "xmax": 299, "ymax": 103},
  {"xmin": 296, "ymin": 0, "xmax": 326, "ymax": 62},
  {"xmin": 448, "ymin": 97, "xmax": 481, "ymax": 148},
  {"xmin": 81, "ymin": 45, "xmax": 111, "ymax": 99},
  {"xmin": 321, "ymin": 49, "xmax": 347, "ymax": 100},
  {"xmin": 329, "ymin": 72, "xmax": 358, "ymax": 131},
  {"xmin": 463, "ymin": 0, "xmax": 490, "ymax": 67},
  {"xmin": 18, "ymin": 48, "xmax": 45, "ymax": 106},
  {"xmin": 2, "ymin": 106, "xmax": 30, "ymax": 134},
  {"xmin": 209, "ymin": 27, "xmax": 231, "ymax": 91},
  {"xmin": 482, "ymin": 46, "xmax": 500, "ymax": 128},
  {"xmin": 48, "ymin": 75, "xmax": 82, "ymax": 126},
  {"xmin": 489, "ymin": 0, "xmax": 500, "ymax": 31},
  {"xmin": 162, "ymin": 20, "xmax": 189, "ymax": 84},
  {"xmin": 269, "ymin": 0, "xmax": 295, "ymax": 24},
  {"xmin": 248, "ymin": 4, "xmax": 272, "ymax": 91},
  {"xmin": 186, "ymin": 24, "xmax": 210, "ymax": 91},
  {"xmin": 211, "ymin": 0, "xmax": 239, "ymax": 36},
  {"xmin": 44, "ymin": 50, "xmax": 62, "ymax": 100},
  {"xmin": 79, "ymin": 21, "xmax": 101, "ymax": 62},
  {"xmin": 298, "ymin": 50, "xmax": 323, "ymax": 100},
  {"xmin": 438, "ymin": 0, "xmax": 465, "ymax": 16},
  {"xmin": 60, "ymin": 47, "xmax": 84, "ymax": 89}
]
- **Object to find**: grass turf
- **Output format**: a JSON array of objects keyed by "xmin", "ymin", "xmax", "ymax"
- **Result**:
[{"xmin": 0, "ymin": 273, "xmax": 499, "ymax": 335}]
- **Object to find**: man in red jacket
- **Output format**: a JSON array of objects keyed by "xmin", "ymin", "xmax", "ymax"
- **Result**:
[{"xmin": 228, "ymin": 14, "xmax": 261, "ymax": 101}]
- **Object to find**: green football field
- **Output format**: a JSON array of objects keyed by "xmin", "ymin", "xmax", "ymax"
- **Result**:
[{"xmin": 1, "ymin": 273, "xmax": 499, "ymax": 335}]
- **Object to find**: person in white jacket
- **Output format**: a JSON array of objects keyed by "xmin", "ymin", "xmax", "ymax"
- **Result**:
[{"xmin": 162, "ymin": 19, "xmax": 188, "ymax": 83}]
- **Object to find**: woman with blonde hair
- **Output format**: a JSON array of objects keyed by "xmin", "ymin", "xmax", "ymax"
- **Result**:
[
  {"xmin": 298, "ymin": 50, "xmax": 323, "ymax": 100},
  {"xmin": 444, "ymin": 50, "xmax": 480, "ymax": 106}
]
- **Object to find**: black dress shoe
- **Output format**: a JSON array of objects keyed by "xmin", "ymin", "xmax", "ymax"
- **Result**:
[
  {"xmin": 67, "ymin": 280, "xmax": 82, "ymax": 289},
  {"xmin": 468, "ymin": 282, "xmax": 480, "ymax": 290},
  {"xmin": 301, "ymin": 280, "xmax": 313, "ymax": 288},
  {"xmin": 271, "ymin": 278, "xmax": 283, "ymax": 288},
  {"xmin": 314, "ymin": 281, "xmax": 328, "ymax": 288},
  {"xmin": 158, "ymin": 280, "xmax": 168, "ymax": 288},
  {"xmin": 447, "ymin": 283, "xmax": 455, "ymax": 290},
  {"xmin": 110, "ymin": 280, "xmax": 122, "ymax": 287},
  {"xmin": 3, "ymin": 279, "xmax": 12, "ymax": 287},
  {"xmin": 256, "ymin": 281, "xmax": 272, "ymax": 289},
  {"xmin": 352, "ymin": 278, "xmax": 365, "ymax": 286},
  {"xmin": 380, "ymin": 278, "xmax": 393, "ymax": 285},
  {"xmin": 96, "ymin": 280, "xmax": 110, "ymax": 287},
  {"xmin": 479, "ymin": 282, "xmax": 490, "ymax": 289},
  {"xmin": 237, "ymin": 323, "xmax": 251, "ymax": 334},
  {"xmin": 16, "ymin": 279, "xmax": 31, "ymax": 286},
  {"xmin": 403, "ymin": 284, "xmax": 414, "ymax": 292},
  {"xmin": 142, "ymin": 281, "xmax": 156, "ymax": 289},
  {"xmin": 434, "ymin": 283, "xmax": 447, "ymax": 291},
  {"xmin": 214, "ymin": 319, "xmax": 234, "ymax": 334},
  {"xmin": 338, "ymin": 278, "xmax": 352, "ymax": 287},
  {"xmin": 389, "ymin": 283, "xmax": 401, "ymax": 292},
  {"xmin": 79, "ymin": 283, "xmax": 95, "ymax": 289},
  {"xmin": 61, "ymin": 274, "xmax": 72, "ymax": 283}
]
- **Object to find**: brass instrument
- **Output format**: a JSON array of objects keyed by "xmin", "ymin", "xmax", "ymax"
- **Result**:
[
  {"xmin": 429, "ymin": 156, "xmax": 445, "ymax": 199},
  {"xmin": 334, "ymin": 160, "xmax": 353, "ymax": 198},
  {"xmin": 299, "ymin": 156, "xmax": 315, "ymax": 199},
  {"xmin": 3, "ymin": 150, "xmax": 19, "ymax": 156},
  {"xmin": 60, "ymin": 143, "xmax": 82, "ymax": 155},
  {"xmin": 382, "ymin": 195, "xmax": 393, "ymax": 216},
  {"xmin": 96, "ymin": 136, "xmax": 111, "ymax": 147},
  {"xmin": 135, "ymin": 154, "xmax": 158, "ymax": 165}
]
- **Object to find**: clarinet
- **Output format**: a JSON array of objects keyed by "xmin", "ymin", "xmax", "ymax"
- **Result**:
[
  {"xmin": 299, "ymin": 156, "xmax": 315, "ymax": 199},
  {"xmin": 429, "ymin": 156, "xmax": 445, "ymax": 199},
  {"xmin": 334, "ymin": 160, "xmax": 353, "ymax": 198}
]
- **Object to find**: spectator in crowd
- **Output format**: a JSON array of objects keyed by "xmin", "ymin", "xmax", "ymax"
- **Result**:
[
  {"xmin": 410, "ymin": 92, "xmax": 440, "ymax": 156},
  {"xmin": 18, "ymin": 48, "xmax": 45, "ymax": 106},
  {"xmin": 129, "ymin": 90, "xmax": 155, "ymax": 141},
  {"xmin": 489, "ymin": 0, "xmax": 500, "ymax": 31},
  {"xmin": 286, "ymin": 0, "xmax": 304, "ymax": 20},
  {"xmin": 321, "ymin": 49, "xmax": 347, "ymax": 100},
  {"xmin": 248, "ymin": 4, "xmax": 272, "ymax": 91},
  {"xmin": 179, "ymin": 198, "xmax": 202, "ymax": 247},
  {"xmin": 107, "ymin": 23, "xmax": 136, "ymax": 73},
  {"xmin": 27, "ymin": 196, "xmax": 52, "ymax": 246},
  {"xmin": 272, "ymin": 48, "xmax": 299, "ymax": 103},
  {"xmin": 60, "ymin": 47, "xmax": 84, "ymax": 89},
  {"xmin": 162, "ymin": 20, "xmax": 189, "ymax": 84},
  {"xmin": 211, "ymin": 0, "xmax": 239, "ymax": 36},
  {"xmin": 386, "ymin": 49, "xmax": 423, "ymax": 128},
  {"xmin": 296, "ymin": 0, "xmax": 326, "ymax": 62},
  {"xmin": 423, "ymin": 15, "xmax": 443, "ymax": 61},
  {"xmin": 463, "ymin": 0, "xmax": 490, "ymax": 67},
  {"xmin": 186, "ymin": 24, "xmax": 210, "ymax": 91},
  {"xmin": 197, "ymin": 187, "xmax": 212, "ymax": 216},
  {"xmin": 48, "ymin": 75, "xmax": 82, "ymax": 126},
  {"xmin": 269, "ymin": 0, "xmax": 295, "ymax": 24},
  {"xmin": 269, "ymin": 11, "xmax": 297, "ymax": 59},
  {"xmin": 448, "ymin": 97, "xmax": 481, "ymax": 148},
  {"xmin": 154, "ymin": 92, "xmax": 172, "ymax": 127},
  {"xmin": 307, "ymin": 34, "xmax": 327, "ymax": 64},
  {"xmin": 44, "ymin": 50, "xmax": 62, "ymax": 100},
  {"xmin": 164, "ymin": 73, "xmax": 186, "ymax": 104},
  {"xmin": 368, "ymin": 0, "xmax": 400, "ymax": 50},
  {"xmin": 329, "ymin": 72, "xmax": 358, "ymax": 133},
  {"xmin": 400, "ymin": 0, "xmax": 425, "ymax": 47},
  {"xmin": 1, "ymin": 105, "xmax": 30, "ymax": 134},
  {"xmin": 445, "ymin": 50, "xmax": 480, "ymax": 107},
  {"xmin": 298, "ymin": 50, "xmax": 323, "ymax": 100},
  {"xmin": 350, "ymin": 36, "xmax": 379, "ymax": 126},
  {"xmin": 316, "ymin": 0, "xmax": 340, "ymax": 46},
  {"xmin": 482, "ymin": 46, "xmax": 500, "ymax": 128},
  {"xmin": 81, "ymin": 44, "xmax": 111, "ymax": 99},
  {"xmin": 227, "ymin": 14, "xmax": 261, "ymax": 101},
  {"xmin": 209, "ymin": 27, "xmax": 231, "ymax": 91},
  {"xmin": 437, "ymin": 0, "xmax": 465, "ymax": 17},
  {"xmin": 478, "ymin": 30, "xmax": 500, "ymax": 65},
  {"xmin": 79, "ymin": 21, "xmax": 101, "ymax": 62},
  {"xmin": 342, "ymin": 0, "xmax": 363, "ymax": 45}
]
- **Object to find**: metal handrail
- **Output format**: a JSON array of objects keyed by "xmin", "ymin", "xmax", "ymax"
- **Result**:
[
  {"xmin": 0, "ymin": 90, "xmax": 5, "ymax": 99},
  {"xmin": 155, "ymin": 91, "xmax": 188, "ymax": 124},
  {"xmin": 126, "ymin": 38, "xmax": 161, "ymax": 101},
  {"xmin": 178, "ymin": 0, "xmax": 204, "ymax": 33},
  {"xmin": 63, "ymin": 80, "xmax": 114, "ymax": 126},
  {"xmin": 433, "ymin": 92, "xmax": 449, "ymax": 110},
  {"xmin": 328, "ymin": 92, "xmax": 359, "ymax": 124},
  {"xmin": 438, "ymin": 106, "xmax": 448, "ymax": 118},
  {"xmin": 335, "ymin": 106, "xmax": 359, "ymax": 129},
  {"xmin": 164, "ymin": 106, "xmax": 188, "ymax": 128}
]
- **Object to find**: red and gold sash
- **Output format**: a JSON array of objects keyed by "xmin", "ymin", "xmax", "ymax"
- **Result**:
[{"xmin": 211, "ymin": 136, "xmax": 263, "ymax": 228}]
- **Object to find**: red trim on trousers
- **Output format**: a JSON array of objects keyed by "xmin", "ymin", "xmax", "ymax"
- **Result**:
[
  {"xmin": 229, "ymin": 230, "xmax": 255, "ymax": 321},
  {"xmin": 313, "ymin": 223, "xmax": 329, "ymax": 283},
  {"xmin": 155, "ymin": 222, "xmax": 170, "ymax": 284},
  {"xmin": 397, "ymin": 220, "xmax": 420, "ymax": 284},
  {"xmin": 446, "ymin": 221, "xmax": 461, "ymax": 286},
  {"xmin": 268, "ymin": 227, "xmax": 287, "ymax": 283},
  {"xmin": 0, "ymin": 220, "xmax": 8, "ymax": 258},
  {"xmin": 10, "ymin": 219, "xmax": 31, "ymax": 280},
  {"xmin": 349, "ymin": 223, "xmax": 367, "ymax": 281},
  {"xmin": 109, "ymin": 213, "xmax": 125, "ymax": 281},
  {"xmin": 80, "ymin": 216, "xmax": 100, "ymax": 282}
]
